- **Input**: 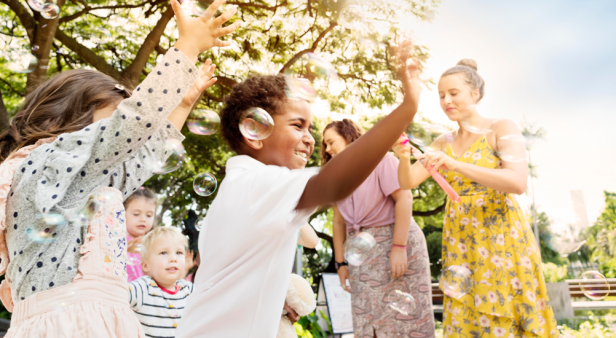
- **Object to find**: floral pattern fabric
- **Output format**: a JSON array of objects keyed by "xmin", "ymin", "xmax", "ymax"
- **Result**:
[{"xmin": 439, "ymin": 136, "xmax": 558, "ymax": 338}]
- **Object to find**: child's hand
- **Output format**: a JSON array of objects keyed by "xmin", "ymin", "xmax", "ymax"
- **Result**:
[
  {"xmin": 392, "ymin": 40, "xmax": 421, "ymax": 108},
  {"xmin": 393, "ymin": 133, "xmax": 411, "ymax": 160},
  {"xmin": 179, "ymin": 59, "xmax": 217, "ymax": 110},
  {"xmin": 171, "ymin": 0, "xmax": 242, "ymax": 62},
  {"xmin": 283, "ymin": 302, "xmax": 300, "ymax": 324}
]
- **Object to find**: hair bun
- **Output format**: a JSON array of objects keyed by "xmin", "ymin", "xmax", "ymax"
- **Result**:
[{"xmin": 457, "ymin": 59, "xmax": 478, "ymax": 71}]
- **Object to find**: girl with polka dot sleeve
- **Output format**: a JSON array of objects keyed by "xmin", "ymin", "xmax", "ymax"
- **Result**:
[{"xmin": 0, "ymin": 1, "xmax": 241, "ymax": 337}]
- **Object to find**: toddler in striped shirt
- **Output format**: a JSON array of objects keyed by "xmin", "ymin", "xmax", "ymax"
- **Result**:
[{"xmin": 129, "ymin": 226, "xmax": 194, "ymax": 338}]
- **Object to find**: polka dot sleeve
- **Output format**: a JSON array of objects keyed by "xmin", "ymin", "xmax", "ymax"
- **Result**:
[{"xmin": 32, "ymin": 48, "xmax": 198, "ymax": 213}]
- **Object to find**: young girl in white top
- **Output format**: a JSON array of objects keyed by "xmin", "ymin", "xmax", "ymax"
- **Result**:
[
  {"xmin": 0, "ymin": 1, "xmax": 240, "ymax": 336},
  {"xmin": 176, "ymin": 43, "xmax": 423, "ymax": 337}
]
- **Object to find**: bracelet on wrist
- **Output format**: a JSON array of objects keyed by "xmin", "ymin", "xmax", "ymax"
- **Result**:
[{"xmin": 391, "ymin": 244, "xmax": 407, "ymax": 250}]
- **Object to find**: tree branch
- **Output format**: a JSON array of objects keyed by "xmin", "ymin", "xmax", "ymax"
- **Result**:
[
  {"xmin": 59, "ymin": 0, "xmax": 154, "ymax": 23},
  {"xmin": 0, "ymin": 77, "xmax": 25, "ymax": 97},
  {"xmin": 0, "ymin": 91, "xmax": 10, "ymax": 134},
  {"xmin": 121, "ymin": 4, "xmax": 175, "ymax": 88},
  {"xmin": 0, "ymin": 0, "xmax": 36, "ymax": 42},
  {"xmin": 413, "ymin": 202, "xmax": 447, "ymax": 217},
  {"xmin": 227, "ymin": 0, "xmax": 288, "ymax": 12},
  {"xmin": 279, "ymin": 21, "xmax": 338, "ymax": 74},
  {"xmin": 55, "ymin": 29, "xmax": 122, "ymax": 80}
]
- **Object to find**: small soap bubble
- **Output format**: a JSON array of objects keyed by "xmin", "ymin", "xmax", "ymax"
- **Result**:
[
  {"xmin": 285, "ymin": 76, "xmax": 317, "ymax": 102},
  {"xmin": 31, "ymin": 45, "xmax": 39, "ymax": 52},
  {"xmin": 542, "ymin": 204, "xmax": 588, "ymax": 257},
  {"xmin": 339, "ymin": 5, "xmax": 365, "ymax": 30},
  {"xmin": 28, "ymin": 213, "xmax": 66, "ymax": 243},
  {"xmin": 440, "ymin": 265, "xmax": 472, "ymax": 299},
  {"xmin": 40, "ymin": 3, "xmax": 60, "ymax": 19},
  {"xmin": 496, "ymin": 135, "xmax": 527, "ymax": 163},
  {"xmin": 187, "ymin": 110, "xmax": 220, "ymax": 135},
  {"xmin": 91, "ymin": 27, "xmax": 111, "ymax": 44},
  {"xmin": 344, "ymin": 232, "xmax": 377, "ymax": 266},
  {"xmin": 96, "ymin": 190, "xmax": 117, "ymax": 203},
  {"xmin": 182, "ymin": 0, "xmax": 221, "ymax": 17},
  {"xmin": 195, "ymin": 218, "xmax": 206, "ymax": 231},
  {"xmin": 239, "ymin": 108, "xmax": 275, "ymax": 141},
  {"xmin": 27, "ymin": 0, "xmax": 45, "ymax": 11},
  {"xmin": 580, "ymin": 271, "xmax": 610, "ymax": 300},
  {"xmin": 193, "ymin": 173, "xmax": 217, "ymax": 196},
  {"xmin": 459, "ymin": 105, "xmax": 492, "ymax": 135},
  {"xmin": 153, "ymin": 139, "xmax": 187, "ymax": 175},
  {"xmin": 302, "ymin": 53, "xmax": 338, "ymax": 80},
  {"xmin": 8, "ymin": 53, "xmax": 38, "ymax": 73},
  {"xmin": 407, "ymin": 121, "xmax": 453, "ymax": 153},
  {"xmin": 387, "ymin": 289, "xmax": 416, "ymax": 315},
  {"xmin": 56, "ymin": 47, "xmax": 67, "ymax": 55},
  {"xmin": 127, "ymin": 255, "xmax": 141, "ymax": 266}
]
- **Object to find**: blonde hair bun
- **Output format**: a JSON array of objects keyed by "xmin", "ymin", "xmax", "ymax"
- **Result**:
[{"xmin": 456, "ymin": 59, "xmax": 478, "ymax": 71}]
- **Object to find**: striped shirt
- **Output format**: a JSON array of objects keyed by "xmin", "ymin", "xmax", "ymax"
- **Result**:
[{"xmin": 129, "ymin": 276, "xmax": 194, "ymax": 338}]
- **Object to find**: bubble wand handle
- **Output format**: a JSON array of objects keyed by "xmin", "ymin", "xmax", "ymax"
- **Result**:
[{"xmin": 404, "ymin": 141, "xmax": 460, "ymax": 203}]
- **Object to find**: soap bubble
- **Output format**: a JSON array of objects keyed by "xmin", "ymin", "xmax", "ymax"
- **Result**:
[
  {"xmin": 339, "ymin": 5, "xmax": 365, "ymax": 30},
  {"xmin": 285, "ymin": 76, "xmax": 317, "ymax": 102},
  {"xmin": 580, "ymin": 271, "xmax": 610, "ymax": 300},
  {"xmin": 91, "ymin": 27, "xmax": 111, "ymax": 44},
  {"xmin": 8, "ymin": 53, "xmax": 38, "ymax": 73},
  {"xmin": 27, "ymin": 0, "xmax": 45, "ymax": 11},
  {"xmin": 459, "ymin": 105, "xmax": 492, "ymax": 135},
  {"xmin": 440, "ymin": 265, "xmax": 472, "ymax": 299},
  {"xmin": 153, "ymin": 139, "xmax": 187, "ymax": 175},
  {"xmin": 407, "ymin": 121, "xmax": 453, "ymax": 153},
  {"xmin": 28, "ymin": 213, "xmax": 67, "ymax": 243},
  {"xmin": 127, "ymin": 255, "xmax": 141, "ymax": 266},
  {"xmin": 187, "ymin": 110, "xmax": 220, "ymax": 135},
  {"xmin": 181, "ymin": 0, "xmax": 221, "ymax": 17},
  {"xmin": 302, "ymin": 53, "xmax": 338, "ymax": 80},
  {"xmin": 496, "ymin": 135, "xmax": 527, "ymax": 163},
  {"xmin": 71, "ymin": 197, "xmax": 101, "ymax": 227},
  {"xmin": 239, "ymin": 108, "xmax": 275, "ymax": 140},
  {"xmin": 193, "ymin": 173, "xmax": 217, "ymax": 196},
  {"xmin": 387, "ymin": 289, "xmax": 416, "ymax": 315},
  {"xmin": 196, "ymin": 218, "xmax": 206, "ymax": 231},
  {"xmin": 31, "ymin": 45, "xmax": 39, "ymax": 52},
  {"xmin": 344, "ymin": 232, "xmax": 377, "ymax": 266},
  {"xmin": 40, "ymin": 3, "xmax": 60, "ymax": 19}
]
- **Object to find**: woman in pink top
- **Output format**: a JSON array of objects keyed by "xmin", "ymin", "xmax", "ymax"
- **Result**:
[
  {"xmin": 322, "ymin": 120, "xmax": 435, "ymax": 337},
  {"xmin": 124, "ymin": 188, "xmax": 157, "ymax": 282}
]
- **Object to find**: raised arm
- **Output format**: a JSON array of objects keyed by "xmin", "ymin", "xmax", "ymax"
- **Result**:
[
  {"xmin": 297, "ymin": 47, "xmax": 421, "ymax": 210},
  {"xmin": 297, "ymin": 224, "xmax": 320, "ymax": 249}
]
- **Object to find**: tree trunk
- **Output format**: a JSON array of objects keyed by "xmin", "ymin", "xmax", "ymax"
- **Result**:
[
  {"xmin": 25, "ymin": 0, "xmax": 66, "ymax": 95},
  {"xmin": 0, "ymin": 91, "xmax": 9, "ymax": 134}
]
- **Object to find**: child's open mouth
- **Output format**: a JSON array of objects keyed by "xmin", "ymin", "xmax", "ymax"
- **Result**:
[
  {"xmin": 294, "ymin": 151, "xmax": 308, "ymax": 162},
  {"xmin": 166, "ymin": 267, "xmax": 178, "ymax": 273}
]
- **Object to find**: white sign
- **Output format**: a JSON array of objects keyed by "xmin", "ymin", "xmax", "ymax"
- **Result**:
[{"xmin": 317, "ymin": 273, "xmax": 354, "ymax": 334}]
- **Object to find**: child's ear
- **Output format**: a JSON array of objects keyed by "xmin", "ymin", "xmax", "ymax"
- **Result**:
[
  {"xmin": 243, "ymin": 136, "xmax": 263, "ymax": 150},
  {"xmin": 141, "ymin": 261, "xmax": 148, "ymax": 274}
]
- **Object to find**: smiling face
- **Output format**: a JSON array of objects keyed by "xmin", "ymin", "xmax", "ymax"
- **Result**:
[
  {"xmin": 251, "ymin": 99, "xmax": 315, "ymax": 170},
  {"xmin": 142, "ymin": 236, "xmax": 186, "ymax": 290},
  {"xmin": 438, "ymin": 74, "xmax": 480, "ymax": 122},
  {"xmin": 323, "ymin": 128, "xmax": 348, "ymax": 159},
  {"xmin": 125, "ymin": 198, "xmax": 156, "ymax": 238}
]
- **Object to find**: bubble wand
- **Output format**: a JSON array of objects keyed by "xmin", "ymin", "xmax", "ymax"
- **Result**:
[{"xmin": 401, "ymin": 138, "xmax": 460, "ymax": 203}]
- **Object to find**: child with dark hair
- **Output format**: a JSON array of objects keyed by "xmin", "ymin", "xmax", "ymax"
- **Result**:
[
  {"xmin": 0, "ymin": 1, "xmax": 240, "ymax": 336},
  {"xmin": 124, "ymin": 187, "xmax": 157, "ymax": 282},
  {"xmin": 176, "ymin": 42, "xmax": 422, "ymax": 337}
]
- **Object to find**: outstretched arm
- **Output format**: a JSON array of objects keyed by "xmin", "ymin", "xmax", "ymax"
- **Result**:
[{"xmin": 297, "ymin": 45, "xmax": 421, "ymax": 210}]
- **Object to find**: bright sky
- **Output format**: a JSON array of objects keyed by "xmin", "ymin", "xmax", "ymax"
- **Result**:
[{"xmin": 397, "ymin": 0, "xmax": 616, "ymax": 221}]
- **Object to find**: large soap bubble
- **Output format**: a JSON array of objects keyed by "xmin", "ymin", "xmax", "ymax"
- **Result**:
[{"xmin": 344, "ymin": 232, "xmax": 377, "ymax": 266}]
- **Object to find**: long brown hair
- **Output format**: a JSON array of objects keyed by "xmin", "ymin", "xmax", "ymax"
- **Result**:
[
  {"xmin": 320, "ymin": 119, "xmax": 364, "ymax": 166},
  {"xmin": 0, "ymin": 69, "xmax": 131, "ymax": 162}
]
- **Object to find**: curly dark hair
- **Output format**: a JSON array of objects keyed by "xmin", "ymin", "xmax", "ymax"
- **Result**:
[
  {"xmin": 219, "ymin": 74, "xmax": 288, "ymax": 153},
  {"xmin": 321, "ymin": 119, "xmax": 364, "ymax": 166}
]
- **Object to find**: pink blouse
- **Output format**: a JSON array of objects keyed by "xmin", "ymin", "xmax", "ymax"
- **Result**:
[
  {"xmin": 336, "ymin": 153, "xmax": 401, "ymax": 233},
  {"xmin": 126, "ymin": 235, "xmax": 145, "ymax": 282}
]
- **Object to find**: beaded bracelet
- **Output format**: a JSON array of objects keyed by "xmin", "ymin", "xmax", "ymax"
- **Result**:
[{"xmin": 391, "ymin": 244, "xmax": 407, "ymax": 249}]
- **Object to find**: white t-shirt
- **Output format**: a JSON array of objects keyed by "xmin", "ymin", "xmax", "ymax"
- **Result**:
[{"xmin": 176, "ymin": 156, "xmax": 318, "ymax": 338}]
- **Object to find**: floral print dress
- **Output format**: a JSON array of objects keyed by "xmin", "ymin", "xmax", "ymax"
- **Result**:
[{"xmin": 439, "ymin": 135, "xmax": 558, "ymax": 338}]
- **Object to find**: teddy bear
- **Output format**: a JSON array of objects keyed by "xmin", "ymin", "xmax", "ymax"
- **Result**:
[{"xmin": 276, "ymin": 274, "xmax": 317, "ymax": 338}]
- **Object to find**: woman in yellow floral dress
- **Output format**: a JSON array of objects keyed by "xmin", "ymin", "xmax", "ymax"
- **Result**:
[{"xmin": 393, "ymin": 59, "xmax": 558, "ymax": 337}]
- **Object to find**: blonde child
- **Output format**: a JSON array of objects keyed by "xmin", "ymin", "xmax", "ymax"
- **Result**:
[
  {"xmin": 125, "ymin": 187, "xmax": 157, "ymax": 282},
  {"xmin": 176, "ymin": 41, "xmax": 422, "ymax": 337},
  {"xmin": 129, "ymin": 227, "xmax": 193, "ymax": 338},
  {"xmin": 0, "ymin": 1, "xmax": 240, "ymax": 336}
]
